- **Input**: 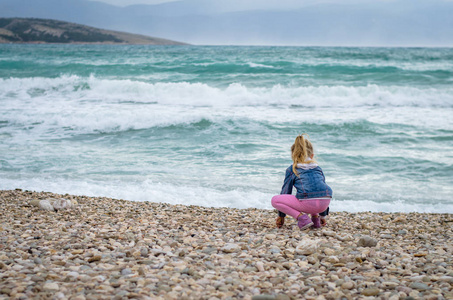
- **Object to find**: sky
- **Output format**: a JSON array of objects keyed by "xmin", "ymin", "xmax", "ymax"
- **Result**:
[
  {"xmin": 94, "ymin": 0, "xmax": 393, "ymax": 5},
  {"xmin": 2, "ymin": 0, "xmax": 452, "ymax": 46},
  {"xmin": 87, "ymin": 0, "xmax": 453, "ymax": 46},
  {"xmin": 90, "ymin": 0, "xmax": 404, "ymax": 10},
  {"xmin": 96, "ymin": 0, "xmax": 172, "ymax": 5}
]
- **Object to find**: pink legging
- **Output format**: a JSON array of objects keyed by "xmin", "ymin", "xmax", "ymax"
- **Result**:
[{"xmin": 271, "ymin": 194, "xmax": 331, "ymax": 219}]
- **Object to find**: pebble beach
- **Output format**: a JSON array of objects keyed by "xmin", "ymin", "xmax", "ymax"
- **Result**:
[{"xmin": 1, "ymin": 189, "xmax": 452, "ymax": 300}]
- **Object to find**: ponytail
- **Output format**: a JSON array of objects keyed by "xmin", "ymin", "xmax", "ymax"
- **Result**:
[{"xmin": 291, "ymin": 134, "xmax": 315, "ymax": 175}]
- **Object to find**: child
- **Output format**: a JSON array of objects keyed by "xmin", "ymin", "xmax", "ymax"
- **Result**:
[{"xmin": 271, "ymin": 134, "xmax": 332, "ymax": 230}]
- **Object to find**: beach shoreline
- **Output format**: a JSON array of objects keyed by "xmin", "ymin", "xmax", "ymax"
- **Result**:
[{"xmin": 1, "ymin": 189, "xmax": 452, "ymax": 299}]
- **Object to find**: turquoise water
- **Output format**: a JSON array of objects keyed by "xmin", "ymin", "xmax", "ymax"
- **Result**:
[{"xmin": 1, "ymin": 45, "xmax": 452, "ymax": 212}]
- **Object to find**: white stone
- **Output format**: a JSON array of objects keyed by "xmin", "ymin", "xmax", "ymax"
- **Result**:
[
  {"xmin": 52, "ymin": 199, "xmax": 73, "ymax": 210},
  {"xmin": 357, "ymin": 235, "xmax": 378, "ymax": 247},
  {"xmin": 336, "ymin": 233, "xmax": 353, "ymax": 241},
  {"xmin": 43, "ymin": 282, "xmax": 59, "ymax": 291},
  {"xmin": 264, "ymin": 234, "xmax": 276, "ymax": 240},
  {"xmin": 327, "ymin": 256, "xmax": 340, "ymax": 263},
  {"xmin": 66, "ymin": 271, "xmax": 79, "ymax": 278},
  {"xmin": 256, "ymin": 261, "xmax": 265, "ymax": 272},
  {"xmin": 95, "ymin": 275, "xmax": 106, "ymax": 282},
  {"xmin": 341, "ymin": 281, "xmax": 354, "ymax": 290},
  {"xmin": 322, "ymin": 230, "xmax": 337, "ymax": 237},
  {"xmin": 221, "ymin": 243, "xmax": 241, "ymax": 253},
  {"xmin": 12, "ymin": 264, "xmax": 24, "ymax": 271},
  {"xmin": 295, "ymin": 239, "xmax": 320, "ymax": 255},
  {"xmin": 54, "ymin": 292, "xmax": 66, "ymax": 300},
  {"xmin": 439, "ymin": 276, "xmax": 453, "ymax": 283},
  {"xmin": 39, "ymin": 200, "xmax": 55, "ymax": 211},
  {"xmin": 323, "ymin": 248, "xmax": 335, "ymax": 256}
]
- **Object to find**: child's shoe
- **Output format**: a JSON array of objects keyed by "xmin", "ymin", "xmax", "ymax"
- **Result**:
[
  {"xmin": 311, "ymin": 215, "xmax": 321, "ymax": 228},
  {"xmin": 297, "ymin": 214, "xmax": 313, "ymax": 230}
]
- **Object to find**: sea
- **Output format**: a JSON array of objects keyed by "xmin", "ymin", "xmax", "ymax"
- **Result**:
[{"xmin": 1, "ymin": 45, "xmax": 452, "ymax": 213}]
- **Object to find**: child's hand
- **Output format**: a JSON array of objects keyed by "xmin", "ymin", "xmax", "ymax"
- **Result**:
[
  {"xmin": 320, "ymin": 217, "xmax": 327, "ymax": 227},
  {"xmin": 276, "ymin": 216, "xmax": 285, "ymax": 228}
]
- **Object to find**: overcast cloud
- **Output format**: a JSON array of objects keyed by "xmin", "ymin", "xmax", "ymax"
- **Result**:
[
  {"xmin": 2, "ymin": 0, "xmax": 452, "ymax": 46},
  {"xmin": 91, "ymin": 0, "xmax": 402, "ymax": 10}
]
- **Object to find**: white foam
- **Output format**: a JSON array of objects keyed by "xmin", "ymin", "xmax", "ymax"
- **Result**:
[
  {"xmin": 0, "ymin": 177, "xmax": 269, "ymax": 210},
  {"xmin": 302, "ymin": 58, "xmax": 453, "ymax": 72},
  {"xmin": 247, "ymin": 62, "xmax": 276, "ymax": 69},
  {"xmin": 1, "ymin": 79, "xmax": 452, "ymax": 138},
  {"xmin": 329, "ymin": 199, "xmax": 453, "ymax": 214},
  {"xmin": 2, "ymin": 178, "xmax": 452, "ymax": 213},
  {"xmin": 1, "ymin": 75, "xmax": 452, "ymax": 108}
]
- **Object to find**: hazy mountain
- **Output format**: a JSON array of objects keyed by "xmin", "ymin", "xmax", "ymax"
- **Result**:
[
  {"xmin": 0, "ymin": 18, "xmax": 187, "ymax": 44},
  {"xmin": 1, "ymin": 0, "xmax": 452, "ymax": 46}
]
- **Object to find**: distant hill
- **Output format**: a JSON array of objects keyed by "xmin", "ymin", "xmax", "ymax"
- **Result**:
[{"xmin": 0, "ymin": 18, "xmax": 188, "ymax": 45}]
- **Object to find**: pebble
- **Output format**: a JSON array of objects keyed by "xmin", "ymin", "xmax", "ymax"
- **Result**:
[
  {"xmin": 67, "ymin": 271, "xmax": 79, "ymax": 278},
  {"xmin": 38, "ymin": 200, "xmax": 54, "ymax": 211},
  {"xmin": 323, "ymin": 248, "xmax": 335, "ymax": 256},
  {"xmin": 410, "ymin": 282, "xmax": 430, "ymax": 291},
  {"xmin": 33, "ymin": 258, "xmax": 42, "ymax": 264},
  {"xmin": 87, "ymin": 255, "xmax": 101, "ymax": 263},
  {"xmin": 380, "ymin": 234, "xmax": 393, "ymax": 239},
  {"xmin": 252, "ymin": 295, "xmax": 276, "ymax": 300},
  {"xmin": 264, "ymin": 234, "xmax": 276, "ymax": 240},
  {"xmin": 0, "ymin": 189, "xmax": 452, "ymax": 300},
  {"xmin": 397, "ymin": 286, "xmax": 413, "ymax": 294},
  {"xmin": 295, "ymin": 239, "xmax": 319, "ymax": 255},
  {"xmin": 439, "ymin": 276, "xmax": 453, "ymax": 283},
  {"xmin": 381, "ymin": 281, "xmax": 399, "ymax": 289},
  {"xmin": 357, "ymin": 235, "xmax": 378, "ymax": 247},
  {"xmin": 52, "ymin": 198, "xmax": 73, "ymax": 210},
  {"xmin": 1, "ymin": 288, "xmax": 11, "ymax": 296},
  {"xmin": 269, "ymin": 247, "xmax": 280, "ymax": 254},
  {"xmin": 341, "ymin": 281, "xmax": 354, "ymax": 290},
  {"xmin": 256, "ymin": 261, "xmax": 265, "ymax": 272},
  {"xmin": 120, "ymin": 268, "xmax": 132, "ymax": 276},
  {"xmin": 221, "ymin": 243, "xmax": 241, "ymax": 253},
  {"xmin": 362, "ymin": 287, "xmax": 380, "ymax": 296},
  {"xmin": 140, "ymin": 247, "xmax": 148, "ymax": 257},
  {"xmin": 43, "ymin": 282, "xmax": 59, "ymax": 291},
  {"xmin": 31, "ymin": 275, "xmax": 45, "ymax": 282}
]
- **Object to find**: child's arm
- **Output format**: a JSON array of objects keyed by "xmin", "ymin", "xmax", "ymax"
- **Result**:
[
  {"xmin": 277, "ymin": 167, "xmax": 296, "ymax": 218},
  {"xmin": 280, "ymin": 167, "xmax": 295, "ymax": 195}
]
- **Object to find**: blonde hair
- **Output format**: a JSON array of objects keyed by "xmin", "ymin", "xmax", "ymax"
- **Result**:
[{"xmin": 291, "ymin": 134, "xmax": 316, "ymax": 175}]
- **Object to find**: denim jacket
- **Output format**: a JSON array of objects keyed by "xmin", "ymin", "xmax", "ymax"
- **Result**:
[{"xmin": 278, "ymin": 164, "xmax": 332, "ymax": 217}]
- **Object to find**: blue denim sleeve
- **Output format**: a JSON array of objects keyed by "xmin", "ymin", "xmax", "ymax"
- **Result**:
[
  {"xmin": 278, "ymin": 167, "xmax": 294, "ymax": 218},
  {"xmin": 280, "ymin": 167, "xmax": 294, "ymax": 195}
]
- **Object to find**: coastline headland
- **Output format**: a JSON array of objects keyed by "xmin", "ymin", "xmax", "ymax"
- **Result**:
[
  {"xmin": 0, "ymin": 18, "xmax": 187, "ymax": 45},
  {"xmin": 0, "ymin": 189, "xmax": 452, "ymax": 299}
]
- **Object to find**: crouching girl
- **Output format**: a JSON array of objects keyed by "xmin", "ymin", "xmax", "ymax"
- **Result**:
[{"xmin": 272, "ymin": 134, "xmax": 332, "ymax": 230}]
